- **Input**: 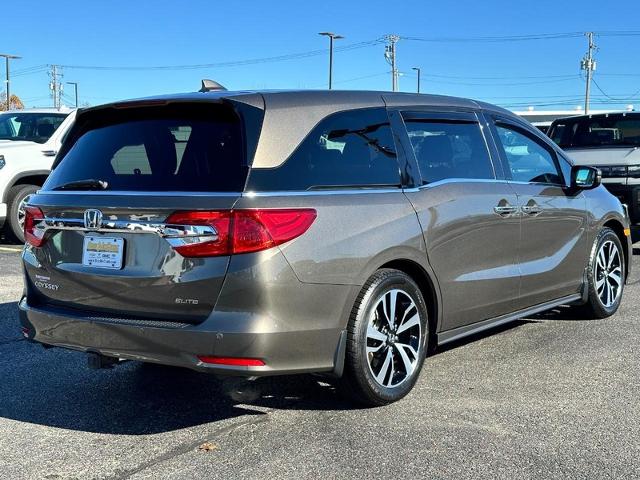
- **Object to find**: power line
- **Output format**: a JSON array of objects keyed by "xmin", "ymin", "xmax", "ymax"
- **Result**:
[
  {"xmin": 597, "ymin": 31, "xmax": 640, "ymax": 37},
  {"xmin": 56, "ymin": 39, "xmax": 383, "ymax": 71},
  {"xmin": 402, "ymin": 32, "xmax": 585, "ymax": 43},
  {"xmin": 592, "ymin": 78, "xmax": 640, "ymax": 102},
  {"xmin": 309, "ymin": 71, "xmax": 389, "ymax": 88},
  {"xmin": 12, "ymin": 64, "xmax": 48, "ymax": 76},
  {"xmin": 402, "ymin": 31, "xmax": 640, "ymax": 43},
  {"xmin": 418, "ymin": 73, "xmax": 580, "ymax": 80},
  {"xmin": 401, "ymin": 72, "xmax": 581, "ymax": 87}
]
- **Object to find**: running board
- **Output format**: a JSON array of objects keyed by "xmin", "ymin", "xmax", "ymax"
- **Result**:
[{"xmin": 437, "ymin": 293, "xmax": 582, "ymax": 346}]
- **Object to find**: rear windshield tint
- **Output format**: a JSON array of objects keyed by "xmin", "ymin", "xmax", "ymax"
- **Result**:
[{"xmin": 44, "ymin": 103, "xmax": 247, "ymax": 192}]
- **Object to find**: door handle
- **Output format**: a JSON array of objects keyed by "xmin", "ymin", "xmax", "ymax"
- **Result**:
[
  {"xmin": 522, "ymin": 201, "xmax": 543, "ymax": 215},
  {"xmin": 494, "ymin": 204, "xmax": 518, "ymax": 216}
]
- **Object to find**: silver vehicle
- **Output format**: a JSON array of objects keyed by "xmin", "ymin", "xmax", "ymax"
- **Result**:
[
  {"xmin": 20, "ymin": 90, "xmax": 631, "ymax": 405},
  {"xmin": 548, "ymin": 111, "xmax": 640, "ymax": 224}
]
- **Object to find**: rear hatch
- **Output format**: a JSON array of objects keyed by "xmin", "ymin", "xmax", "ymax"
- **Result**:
[{"xmin": 23, "ymin": 100, "xmax": 260, "ymax": 324}]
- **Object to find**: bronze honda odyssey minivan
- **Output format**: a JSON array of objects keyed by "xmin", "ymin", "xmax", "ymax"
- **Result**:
[{"xmin": 19, "ymin": 90, "xmax": 631, "ymax": 405}]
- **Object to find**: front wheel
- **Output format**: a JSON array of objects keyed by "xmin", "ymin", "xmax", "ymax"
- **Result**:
[
  {"xmin": 341, "ymin": 269, "xmax": 429, "ymax": 406},
  {"xmin": 580, "ymin": 227, "xmax": 625, "ymax": 319}
]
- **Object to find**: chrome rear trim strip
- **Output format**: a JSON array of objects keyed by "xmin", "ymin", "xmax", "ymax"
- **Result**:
[{"xmin": 32, "ymin": 216, "xmax": 219, "ymax": 245}]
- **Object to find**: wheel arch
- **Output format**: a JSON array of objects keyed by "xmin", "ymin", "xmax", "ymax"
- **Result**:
[
  {"xmin": 378, "ymin": 258, "xmax": 441, "ymax": 351},
  {"xmin": 602, "ymin": 218, "xmax": 629, "ymax": 279},
  {"xmin": 3, "ymin": 171, "xmax": 50, "ymax": 202}
]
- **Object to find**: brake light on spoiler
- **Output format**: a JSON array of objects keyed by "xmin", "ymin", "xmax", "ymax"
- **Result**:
[{"xmin": 164, "ymin": 209, "xmax": 317, "ymax": 258}]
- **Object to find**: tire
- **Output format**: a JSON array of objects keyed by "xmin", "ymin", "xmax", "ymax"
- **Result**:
[
  {"xmin": 341, "ymin": 268, "xmax": 429, "ymax": 406},
  {"xmin": 6, "ymin": 184, "xmax": 39, "ymax": 243},
  {"xmin": 580, "ymin": 227, "xmax": 625, "ymax": 319}
]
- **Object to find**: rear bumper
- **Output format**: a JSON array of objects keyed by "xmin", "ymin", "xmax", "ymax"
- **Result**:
[{"xmin": 18, "ymin": 298, "xmax": 344, "ymax": 376}]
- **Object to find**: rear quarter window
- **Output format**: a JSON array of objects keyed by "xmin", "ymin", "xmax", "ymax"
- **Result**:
[{"xmin": 246, "ymin": 107, "xmax": 401, "ymax": 191}]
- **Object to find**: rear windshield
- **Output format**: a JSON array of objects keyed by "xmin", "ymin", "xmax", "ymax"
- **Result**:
[
  {"xmin": 549, "ymin": 114, "xmax": 640, "ymax": 148},
  {"xmin": 44, "ymin": 103, "xmax": 247, "ymax": 192}
]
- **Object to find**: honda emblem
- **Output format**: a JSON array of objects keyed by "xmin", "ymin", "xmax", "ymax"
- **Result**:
[{"xmin": 84, "ymin": 209, "xmax": 103, "ymax": 230}]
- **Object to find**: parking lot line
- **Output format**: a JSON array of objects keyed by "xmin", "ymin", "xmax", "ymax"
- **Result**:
[{"xmin": 0, "ymin": 246, "xmax": 23, "ymax": 253}]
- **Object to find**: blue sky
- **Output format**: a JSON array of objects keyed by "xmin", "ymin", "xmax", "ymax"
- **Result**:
[{"xmin": 4, "ymin": 0, "xmax": 640, "ymax": 111}]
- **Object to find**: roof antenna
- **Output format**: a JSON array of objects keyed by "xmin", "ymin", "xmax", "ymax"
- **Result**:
[{"xmin": 199, "ymin": 79, "xmax": 227, "ymax": 92}]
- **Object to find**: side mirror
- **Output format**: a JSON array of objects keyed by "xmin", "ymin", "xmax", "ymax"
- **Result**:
[{"xmin": 571, "ymin": 165, "xmax": 601, "ymax": 190}]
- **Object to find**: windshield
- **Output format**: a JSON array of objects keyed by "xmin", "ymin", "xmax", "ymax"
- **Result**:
[
  {"xmin": 549, "ymin": 114, "xmax": 640, "ymax": 148},
  {"xmin": 0, "ymin": 112, "xmax": 68, "ymax": 143},
  {"xmin": 44, "ymin": 103, "xmax": 248, "ymax": 192}
]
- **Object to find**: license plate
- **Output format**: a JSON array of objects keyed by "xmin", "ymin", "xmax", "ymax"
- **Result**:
[{"xmin": 82, "ymin": 236, "xmax": 124, "ymax": 269}]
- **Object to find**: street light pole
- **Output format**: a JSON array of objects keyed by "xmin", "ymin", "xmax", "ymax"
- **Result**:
[
  {"xmin": 319, "ymin": 32, "xmax": 344, "ymax": 89},
  {"xmin": 0, "ymin": 53, "xmax": 21, "ymax": 111},
  {"xmin": 67, "ymin": 82, "xmax": 78, "ymax": 108},
  {"xmin": 412, "ymin": 67, "xmax": 421, "ymax": 93}
]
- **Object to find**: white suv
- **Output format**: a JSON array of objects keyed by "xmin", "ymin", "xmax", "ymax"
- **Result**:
[{"xmin": 0, "ymin": 108, "xmax": 76, "ymax": 241}]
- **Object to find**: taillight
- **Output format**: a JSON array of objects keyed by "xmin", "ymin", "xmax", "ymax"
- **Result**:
[
  {"xmin": 165, "ymin": 209, "xmax": 316, "ymax": 258},
  {"xmin": 24, "ymin": 206, "xmax": 46, "ymax": 247},
  {"xmin": 164, "ymin": 211, "xmax": 233, "ymax": 257}
]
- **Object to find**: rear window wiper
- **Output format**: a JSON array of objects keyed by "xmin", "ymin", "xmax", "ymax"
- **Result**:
[{"xmin": 52, "ymin": 179, "xmax": 109, "ymax": 191}]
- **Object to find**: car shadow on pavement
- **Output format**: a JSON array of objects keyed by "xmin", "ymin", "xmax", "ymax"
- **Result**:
[
  {"xmin": 433, "ymin": 320, "xmax": 535, "ymax": 355},
  {"xmin": 0, "ymin": 233, "xmax": 22, "ymax": 246},
  {"xmin": 0, "ymin": 301, "xmax": 23, "ymax": 343},
  {"xmin": 0, "ymin": 300, "xmax": 356, "ymax": 435},
  {"xmin": 0, "ymin": 351, "xmax": 355, "ymax": 435}
]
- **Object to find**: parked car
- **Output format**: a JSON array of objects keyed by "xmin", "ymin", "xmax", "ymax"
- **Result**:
[
  {"xmin": 19, "ymin": 91, "xmax": 631, "ymax": 405},
  {"xmin": 0, "ymin": 108, "xmax": 76, "ymax": 241},
  {"xmin": 548, "ymin": 111, "xmax": 640, "ymax": 224}
]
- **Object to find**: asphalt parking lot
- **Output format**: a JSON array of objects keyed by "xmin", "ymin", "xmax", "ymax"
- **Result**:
[{"xmin": 1, "ymin": 237, "xmax": 639, "ymax": 480}]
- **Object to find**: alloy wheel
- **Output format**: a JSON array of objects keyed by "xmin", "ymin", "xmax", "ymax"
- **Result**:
[
  {"xmin": 16, "ymin": 194, "xmax": 32, "ymax": 232},
  {"xmin": 595, "ymin": 239, "xmax": 622, "ymax": 308},
  {"xmin": 366, "ymin": 288, "xmax": 422, "ymax": 388}
]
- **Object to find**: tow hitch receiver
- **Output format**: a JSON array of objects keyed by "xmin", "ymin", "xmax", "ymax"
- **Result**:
[{"xmin": 87, "ymin": 352, "xmax": 122, "ymax": 370}]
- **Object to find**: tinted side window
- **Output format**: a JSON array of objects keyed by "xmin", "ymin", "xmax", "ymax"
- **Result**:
[
  {"xmin": 404, "ymin": 120, "xmax": 494, "ymax": 183},
  {"xmin": 247, "ymin": 108, "xmax": 400, "ymax": 191},
  {"xmin": 495, "ymin": 124, "xmax": 562, "ymax": 184}
]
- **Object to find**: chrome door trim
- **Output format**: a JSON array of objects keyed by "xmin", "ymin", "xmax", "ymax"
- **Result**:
[{"xmin": 404, "ymin": 178, "xmax": 513, "ymax": 193}]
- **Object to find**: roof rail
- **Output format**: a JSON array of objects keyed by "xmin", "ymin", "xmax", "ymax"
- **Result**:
[{"xmin": 199, "ymin": 79, "xmax": 227, "ymax": 92}]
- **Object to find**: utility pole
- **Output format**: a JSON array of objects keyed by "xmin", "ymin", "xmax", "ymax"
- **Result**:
[
  {"xmin": 49, "ymin": 65, "xmax": 63, "ymax": 109},
  {"xmin": 581, "ymin": 32, "xmax": 597, "ymax": 114},
  {"xmin": 319, "ymin": 32, "xmax": 344, "ymax": 89},
  {"xmin": 412, "ymin": 67, "xmax": 421, "ymax": 93},
  {"xmin": 0, "ymin": 53, "xmax": 21, "ymax": 111},
  {"xmin": 67, "ymin": 82, "xmax": 78, "ymax": 107},
  {"xmin": 384, "ymin": 35, "xmax": 400, "ymax": 92}
]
